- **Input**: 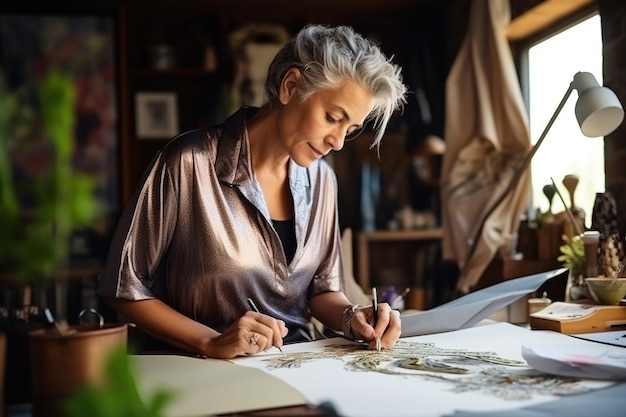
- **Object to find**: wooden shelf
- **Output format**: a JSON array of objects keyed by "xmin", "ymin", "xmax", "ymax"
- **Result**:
[
  {"xmin": 0, "ymin": 266, "xmax": 102, "ymax": 284},
  {"xmin": 357, "ymin": 228, "xmax": 443, "ymax": 291},
  {"xmin": 359, "ymin": 228, "xmax": 443, "ymax": 242},
  {"xmin": 131, "ymin": 67, "xmax": 217, "ymax": 77}
]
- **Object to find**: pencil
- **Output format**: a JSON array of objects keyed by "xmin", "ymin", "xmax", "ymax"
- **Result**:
[
  {"xmin": 390, "ymin": 287, "xmax": 410, "ymax": 309},
  {"xmin": 372, "ymin": 287, "xmax": 381, "ymax": 352},
  {"xmin": 247, "ymin": 297, "xmax": 260, "ymax": 313},
  {"xmin": 372, "ymin": 287, "xmax": 378, "ymax": 327},
  {"xmin": 247, "ymin": 297, "xmax": 283, "ymax": 353}
]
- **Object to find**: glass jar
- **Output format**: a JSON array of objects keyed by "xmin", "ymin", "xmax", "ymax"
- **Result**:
[{"xmin": 565, "ymin": 267, "xmax": 590, "ymax": 301}]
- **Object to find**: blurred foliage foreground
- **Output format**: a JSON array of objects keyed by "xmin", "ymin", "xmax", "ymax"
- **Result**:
[{"xmin": 0, "ymin": 69, "xmax": 102, "ymax": 283}]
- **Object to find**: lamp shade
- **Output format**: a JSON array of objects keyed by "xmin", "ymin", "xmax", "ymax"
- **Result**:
[{"xmin": 572, "ymin": 72, "xmax": 624, "ymax": 137}]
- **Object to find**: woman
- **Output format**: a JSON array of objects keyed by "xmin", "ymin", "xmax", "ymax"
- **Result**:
[{"xmin": 97, "ymin": 24, "xmax": 408, "ymax": 359}]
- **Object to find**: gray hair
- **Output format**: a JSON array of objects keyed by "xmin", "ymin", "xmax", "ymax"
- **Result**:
[{"xmin": 264, "ymin": 24, "xmax": 408, "ymax": 149}]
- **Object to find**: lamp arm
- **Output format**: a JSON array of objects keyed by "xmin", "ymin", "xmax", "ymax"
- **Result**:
[
  {"xmin": 523, "ymin": 83, "xmax": 575, "ymax": 166},
  {"xmin": 458, "ymin": 83, "xmax": 574, "ymax": 291},
  {"xmin": 499, "ymin": 83, "xmax": 575, "ymax": 208}
]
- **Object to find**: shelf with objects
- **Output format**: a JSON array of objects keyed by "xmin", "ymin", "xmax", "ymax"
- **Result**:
[
  {"xmin": 330, "ymin": 131, "xmax": 445, "ymax": 311},
  {"xmin": 129, "ymin": 67, "xmax": 224, "ymax": 175},
  {"xmin": 479, "ymin": 180, "xmax": 626, "ymax": 324},
  {"xmin": 357, "ymin": 227, "xmax": 443, "ymax": 311},
  {"xmin": 123, "ymin": 6, "xmax": 229, "ymax": 188}
]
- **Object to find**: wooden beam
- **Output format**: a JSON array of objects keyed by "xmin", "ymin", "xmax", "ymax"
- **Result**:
[{"xmin": 507, "ymin": 0, "xmax": 597, "ymax": 41}]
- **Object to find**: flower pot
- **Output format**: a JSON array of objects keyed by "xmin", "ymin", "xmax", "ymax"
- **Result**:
[{"xmin": 29, "ymin": 323, "xmax": 127, "ymax": 417}]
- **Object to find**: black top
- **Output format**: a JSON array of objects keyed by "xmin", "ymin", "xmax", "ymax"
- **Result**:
[{"xmin": 272, "ymin": 218, "xmax": 297, "ymax": 265}]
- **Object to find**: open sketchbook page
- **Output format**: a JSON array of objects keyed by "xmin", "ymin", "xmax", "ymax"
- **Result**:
[
  {"xmin": 231, "ymin": 321, "xmax": 612, "ymax": 417},
  {"xmin": 401, "ymin": 268, "xmax": 567, "ymax": 337},
  {"xmin": 443, "ymin": 382, "xmax": 626, "ymax": 417}
]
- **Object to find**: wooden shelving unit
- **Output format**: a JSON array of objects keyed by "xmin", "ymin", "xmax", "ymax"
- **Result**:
[{"xmin": 357, "ymin": 228, "xmax": 443, "ymax": 309}]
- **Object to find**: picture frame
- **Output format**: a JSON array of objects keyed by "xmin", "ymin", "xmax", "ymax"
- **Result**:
[{"xmin": 135, "ymin": 92, "xmax": 179, "ymax": 139}]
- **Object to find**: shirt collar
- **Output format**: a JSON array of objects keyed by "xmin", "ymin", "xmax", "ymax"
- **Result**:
[
  {"xmin": 215, "ymin": 106, "xmax": 310, "ymax": 190},
  {"xmin": 214, "ymin": 107, "xmax": 253, "ymax": 186}
]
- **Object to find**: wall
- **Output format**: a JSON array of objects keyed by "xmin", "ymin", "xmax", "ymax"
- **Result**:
[{"xmin": 600, "ymin": 0, "xmax": 626, "ymax": 239}]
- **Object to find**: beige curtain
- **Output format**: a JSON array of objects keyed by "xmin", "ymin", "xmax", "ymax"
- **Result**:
[{"xmin": 441, "ymin": 0, "xmax": 532, "ymax": 293}]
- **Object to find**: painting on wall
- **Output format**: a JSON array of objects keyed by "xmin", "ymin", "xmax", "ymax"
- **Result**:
[
  {"xmin": 135, "ymin": 91, "xmax": 179, "ymax": 139},
  {"xmin": 0, "ymin": 13, "xmax": 120, "ymax": 267}
]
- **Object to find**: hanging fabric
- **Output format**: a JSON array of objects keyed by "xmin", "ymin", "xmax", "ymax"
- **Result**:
[{"xmin": 441, "ymin": 0, "xmax": 532, "ymax": 293}]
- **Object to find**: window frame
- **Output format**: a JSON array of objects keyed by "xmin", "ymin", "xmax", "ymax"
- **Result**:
[
  {"xmin": 512, "ymin": 5, "xmax": 600, "ymax": 118},
  {"xmin": 511, "ymin": 5, "xmax": 602, "ymax": 222}
]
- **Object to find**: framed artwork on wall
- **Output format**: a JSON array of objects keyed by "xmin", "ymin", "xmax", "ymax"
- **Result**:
[{"xmin": 135, "ymin": 92, "xmax": 179, "ymax": 139}]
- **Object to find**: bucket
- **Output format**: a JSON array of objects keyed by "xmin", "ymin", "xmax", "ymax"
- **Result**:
[{"xmin": 29, "ymin": 323, "xmax": 127, "ymax": 417}]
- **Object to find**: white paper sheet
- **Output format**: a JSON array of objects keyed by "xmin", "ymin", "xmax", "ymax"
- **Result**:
[
  {"xmin": 400, "ymin": 268, "xmax": 566, "ymax": 337},
  {"xmin": 231, "ymin": 322, "xmax": 611, "ymax": 417},
  {"xmin": 522, "ymin": 345, "xmax": 626, "ymax": 380}
]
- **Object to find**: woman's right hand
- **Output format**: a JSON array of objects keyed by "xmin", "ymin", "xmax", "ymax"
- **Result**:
[
  {"xmin": 208, "ymin": 311, "xmax": 288, "ymax": 358},
  {"xmin": 103, "ymin": 297, "xmax": 288, "ymax": 360}
]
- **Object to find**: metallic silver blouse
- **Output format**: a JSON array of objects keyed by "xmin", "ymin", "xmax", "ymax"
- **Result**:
[{"xmin": 97, "ymin": 107, "xmax": 344, "ymax": 337}]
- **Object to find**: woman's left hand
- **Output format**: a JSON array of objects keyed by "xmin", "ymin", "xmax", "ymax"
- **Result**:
[{"xmin": 350, "ymin": 303, "xmax": 401, "ymax": 350}]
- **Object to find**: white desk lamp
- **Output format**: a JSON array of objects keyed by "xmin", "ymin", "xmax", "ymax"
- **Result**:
[
  {"xmin": 530, "ymin": 71, "xmax": 623, "ymax": 162},
  {"xmin": 461, "ymin": 71, "xmax": 624, "ymax": 291}
]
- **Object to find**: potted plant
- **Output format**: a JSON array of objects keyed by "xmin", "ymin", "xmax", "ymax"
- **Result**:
[{"xmin": 0, "ymin": 69, "xmax": 127, "ymax": 417}]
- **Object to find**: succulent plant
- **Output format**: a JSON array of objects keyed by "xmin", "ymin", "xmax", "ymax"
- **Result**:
[{"xmin": 557, "ymin": 234, "xmax": 585, "ymax": 272}]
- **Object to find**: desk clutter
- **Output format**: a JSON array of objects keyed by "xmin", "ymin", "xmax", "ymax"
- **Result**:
[
  {"xmin": 529, "ymin": 301, "xmax": 626, "ymax": 334},
  {"xmin": 527, "ymin": 189, "xmax": 626, "ymax": 335},
  {"xmin": 517, "ymin": 188, "xmax": 626, "ymax": 309}
]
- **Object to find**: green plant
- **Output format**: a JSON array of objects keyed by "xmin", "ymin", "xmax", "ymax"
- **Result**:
[
  {"xmin": 62, "ymin": 347, "xmax": 176, "ymax": 417},
  {"xmin": 0, "ymin": 69, "xmax": 101, "ymax": 283},
  {"xmin": 557, "ymin": 234, "xmax": 585, "ymax": 271}
]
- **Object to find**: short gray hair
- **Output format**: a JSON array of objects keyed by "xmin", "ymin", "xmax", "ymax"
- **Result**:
[{"xmin": 265, "ymin": 24, "xmax": 408, "ymax": 149}]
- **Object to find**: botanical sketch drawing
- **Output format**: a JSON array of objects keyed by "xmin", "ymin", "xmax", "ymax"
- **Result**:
[{"xmin": 262, "ymin": 341, "xmax": 590, "ymax": 401}]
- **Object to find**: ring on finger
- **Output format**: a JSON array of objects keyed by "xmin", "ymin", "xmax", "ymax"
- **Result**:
[{"xmin": 249, "ymin": 332, "xmax": 260, "ymax": 345}]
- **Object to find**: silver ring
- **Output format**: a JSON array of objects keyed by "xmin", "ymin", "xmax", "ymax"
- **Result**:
[
  {"xmin": 249, "ymin": 332, "xmax": 260, "ymax": 345},
  {"xmin": 78, "ymin": 308, "xmax": 104, "ymax": 328}
]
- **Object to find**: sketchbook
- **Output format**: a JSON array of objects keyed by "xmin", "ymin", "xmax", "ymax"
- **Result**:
[
  {"xmin": 232, "ymin": 321, "xmax": 614, "ymax": 417},
  {"xmin": 400, "ymin": 268, "xmax": 567, "ymax": 337}
]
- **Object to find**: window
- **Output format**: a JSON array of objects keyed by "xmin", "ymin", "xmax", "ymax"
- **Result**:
[{"xmin": 524, "ymin": 12, "xmax": 602, "ymax": 228}]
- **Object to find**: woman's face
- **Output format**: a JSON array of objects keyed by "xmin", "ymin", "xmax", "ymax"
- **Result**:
[{"xmin": 277, "ymin": 71, "xmax": 375, "ymax": 167}]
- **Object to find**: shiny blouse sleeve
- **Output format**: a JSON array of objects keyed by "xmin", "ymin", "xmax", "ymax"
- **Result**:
[{"xmin": 97, "ymin": 147, "xmax": 179, "ymax": 300}]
